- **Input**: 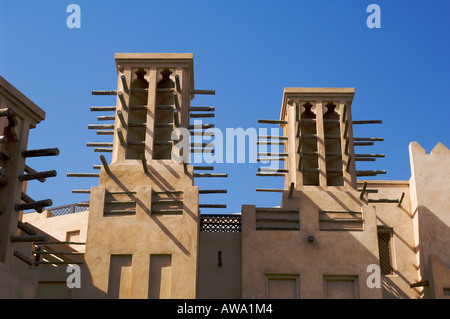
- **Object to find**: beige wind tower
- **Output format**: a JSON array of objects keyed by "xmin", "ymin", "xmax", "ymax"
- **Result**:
[
  {"xmin": 68, "ymin": 53, "xmax": 224, "ymax": 298},
  {"xmin": 281, "ymin": 87, "xmax": 381, "ymax": 188},
  {"xmin": 244, "ymin": 88, "xmax": 387, "ymax": 298},
  {"xmin": 256, "ymin": 88, "xmax": 387, "ymax": 193}
]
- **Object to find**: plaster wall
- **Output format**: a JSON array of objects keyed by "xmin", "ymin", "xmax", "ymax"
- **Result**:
[
  {"xmin": 22, "ymin": 210, "xmax": 89, "ymax": 252},
  {"xmin": 409, "ymin": 142, "xmax": 450, "ymax": 298},
  {"xmin": 428, "ymin": 254, "xmax": 450, "ymax": 299},
  {"xmin": 359, "ymin": 180, "xmax": 420, "ymax": 299},
  {"xmin": 241, "ymin": 188, "xmax": 382, "ymax": 299},
  {"xmin": 82, "ymin": 163, "xmax": 199, "ymax": 299},
  {"xmin": 0, "ymin": 260, "xmax": 36, "ymax": 298},
  {"xmin": 197, "ymin": 232, "xmax": 242, "ymax": 299}
]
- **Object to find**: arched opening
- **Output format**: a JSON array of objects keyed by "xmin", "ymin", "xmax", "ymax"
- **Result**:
[
  {"xmin": 126, "ymin": 68, "xmax": 148, "ymax": 159},
  {"xmin": 299, "ymin": 102, "xmax": 319, "ymax": 186},
  {"xmin": 153, "ymin": 68, "xmax": 175, "ymax": 160},
  {"xmin": 323, "ymin": 102, "xmax": 343, "ymax": 186}
]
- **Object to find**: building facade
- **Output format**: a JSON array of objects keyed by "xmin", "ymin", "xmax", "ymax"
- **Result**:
[{"xmin": 1, "ymin": 54, "xmax": 449, "ymax": 299}]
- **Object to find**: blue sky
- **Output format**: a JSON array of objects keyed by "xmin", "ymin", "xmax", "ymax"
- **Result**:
[{"xmin": 1, "ymin": 1, "xmax": 449, "ymax": 213}]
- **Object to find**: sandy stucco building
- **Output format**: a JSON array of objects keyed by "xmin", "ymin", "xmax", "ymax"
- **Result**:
[{"xmin": 1, "ymin": 54, "xmax": 450, "ymax": 299}]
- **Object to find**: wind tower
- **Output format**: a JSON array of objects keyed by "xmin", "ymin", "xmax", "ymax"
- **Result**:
[
  {"xmin": 242, "ymin": 88, "xmax": 385, "ymax": 299},
  {"xmin": 256, "ymin": 88, "xmax": 387, "ymax": 222},
  {"xmin": 68, "ymin": 54, "xmax": 224, "ymax": 298}
]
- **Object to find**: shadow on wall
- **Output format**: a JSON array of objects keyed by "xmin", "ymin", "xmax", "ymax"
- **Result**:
[
  {"xmin": 241, "ymin": 191, "xmax": 383, "ymax": 299},
  {"xmin": 35, "ymin": 262, "xmax": 107, "ymax": 299},
  {"xmin": 416, "ymin": 205, "xmax": 450, "ymax": 299},
  {"xmin": 380, "ymin": 203, "xmax": 450, "ymax": 299},
  {"xmin": 381, "ymin": 277, "xmax": 410, "ymax": 299}
]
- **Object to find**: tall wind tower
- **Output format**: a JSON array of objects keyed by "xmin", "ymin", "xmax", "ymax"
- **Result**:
[
  {"xmin": 68, "ymin": 54, "xmax": 225, "ymax": 298},
  {"xmin": 242, "ymin": 88, "xmax": 386, "ymax": 299}
]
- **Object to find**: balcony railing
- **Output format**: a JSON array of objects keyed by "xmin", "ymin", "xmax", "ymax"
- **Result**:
[{"xmin": 47, "ymin": 202, "xmax": 89, "ymax": 217}]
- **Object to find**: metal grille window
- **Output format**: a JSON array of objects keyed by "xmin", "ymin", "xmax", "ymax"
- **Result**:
[
  {"xmin": 200, "ymin": 214, "xmax": 241, "ymax": 233},
  {"xmin": 377, "ymin": 227, "xmax": 394, "ymax": 275}
]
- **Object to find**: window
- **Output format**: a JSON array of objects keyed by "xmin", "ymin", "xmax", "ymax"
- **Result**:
[
  {"xmin": 265, "ymin": 274, "xmax": 300, "ymax": 299},
  {"xmin": 377, "ymin": 227, "xmax": 394, "ymax": 275},
  {"xmin": 444, "ymin": 288, "xmax": 450, "ymax": 297},
  {"xmin": 126, "ymin": 68, "xmax": 149, "ymax": 159},
  {"xmin": 66, "ymin": 230, "xmax": 80, "ymax": 242},
  {"xmin": 323, "ymin": 275, "xmax": 359, "ymax": 299}
]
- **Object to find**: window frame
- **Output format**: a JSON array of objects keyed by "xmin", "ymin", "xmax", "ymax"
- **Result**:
[{"xmin": 377, "ymin": 226, "xmax": 397, "ymax": 276}]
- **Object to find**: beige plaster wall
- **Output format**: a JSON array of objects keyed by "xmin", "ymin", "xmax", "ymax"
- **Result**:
[
  {"xmin": 82, "ymin": 163, "xmax": 199, "ymax": 299},
  {"xmin": 359, "ymin": 180, "xmax": 421, "ymax": 299},
  {"xmin": 22, "ymin": 210, "xmax": 89, "ymax": 252},
  {"xmin": 241, "ymin": 188, "xmax": 382, "ymax": 299},
  {"xmin": 0, "ymin": 262, "xmax": 36, "ymax": 298},
  {"xmin": 428, "ymin": 254, "xmax": 450, "ymax": 299},
  {"xmin": 409, "ymin": 142, "xmax": 450, "ymax": 298},
  {"xmin": 197, "ymin": 232, "xmax": 242, "ymax": 299}
]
